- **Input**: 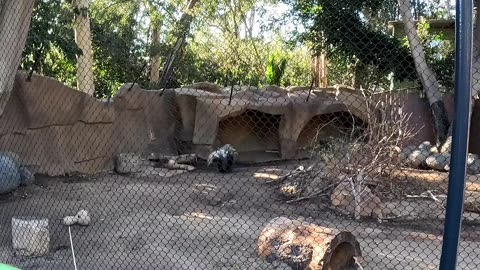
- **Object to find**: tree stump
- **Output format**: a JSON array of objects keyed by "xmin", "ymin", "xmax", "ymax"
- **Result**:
[{"xmin": 257, "ymin": 217, "xmax": 363, "ymax": 270}]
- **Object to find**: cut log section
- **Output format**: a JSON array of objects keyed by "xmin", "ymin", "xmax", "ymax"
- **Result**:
[{"xmin": 257, "ymin": 217, "xmax": 363, "ymax": 270}]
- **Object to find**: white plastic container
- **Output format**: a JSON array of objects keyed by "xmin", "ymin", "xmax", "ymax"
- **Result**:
[{"xmin": 11, "ymin": 217, "xmax": 50, "ymax": 257}]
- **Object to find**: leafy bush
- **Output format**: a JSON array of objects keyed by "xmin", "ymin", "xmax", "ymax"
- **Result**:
[{"xmin": 266, "ymin": 51, "xmax": 288, "ymax": 86}]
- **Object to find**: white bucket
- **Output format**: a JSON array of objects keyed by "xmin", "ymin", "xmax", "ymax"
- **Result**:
[{"xmin": 11, "ymin": 217, "xmax": 50, "ymax": 257}]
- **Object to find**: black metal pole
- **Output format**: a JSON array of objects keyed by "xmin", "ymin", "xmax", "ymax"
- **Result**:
[{"xmin": 439, "ymin": 0, "xmax": 473, "ymax": 269}]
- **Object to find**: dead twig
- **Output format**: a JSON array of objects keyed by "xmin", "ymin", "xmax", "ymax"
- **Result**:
[
  {"xmin": 406, "ymin": 190, "xmax": 446, "ymax": 202},
  {"xmin": 285, "ymin": 184, "xmax": 335, "ymax": 204},
  {"xmin": 264, "ymin": 165, "xmax": 314, "ymax": 184}
]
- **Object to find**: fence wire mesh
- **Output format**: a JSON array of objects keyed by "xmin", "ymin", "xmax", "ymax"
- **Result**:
[{"xmin": 0, "ymin": 0, "xmax": 478, "ymax": 269}]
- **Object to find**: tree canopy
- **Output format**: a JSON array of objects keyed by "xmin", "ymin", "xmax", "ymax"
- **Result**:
[{"xmin": 20, "ymin": 0, "xmax": 455, "ymax": 96}]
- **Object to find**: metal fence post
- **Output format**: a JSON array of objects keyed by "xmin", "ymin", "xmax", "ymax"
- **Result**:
[{"xmin": 439, "ymin": 0, "xmax": 474, "ymax": 269}]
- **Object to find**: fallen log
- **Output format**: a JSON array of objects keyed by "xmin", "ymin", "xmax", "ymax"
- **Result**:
[
  {"xmin": 257, "ymin": 217, "xmax": 363, "ymax": 270},
  {"xmin": 254, "ymin": 173, "xmax": 281, "ymax": 181},
  {"xmin": 153, "ymin": 153, "xmax": 197, "ymax": 164},
  {"xmin": 388, "ymin": 168, "xmax": 480, "ymax": 192},
  {"xmin": 389, "ymin": 169, "xmax": 480, "ymax": 214},
  {"xmin": 165, "ymin": 160, "xmax": 195, "ymax": 171}
]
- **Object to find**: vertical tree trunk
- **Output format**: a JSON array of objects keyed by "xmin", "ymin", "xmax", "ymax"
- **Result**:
[
  {"xmin": 319, "ymin": 51, "xmax": 328, "ymax": 87},
  {"xmin": 158, "ymin": 0, "xmax": 199, "ymax": 89},
  {"xmin": 398, "ymin": 0, "xmax": 450, "ymax": 146},
  {"xmin": 73, "ymin": 0, "xmax": 95, "ymax": 96},
  {"xmin": 439, "ymin": 0, "xmax": 480, "ymax": 153},
  {"xmin": 471, "ymin": 0, "xmax": 480, "ymax": 98},
  {"xmin": 0, "ymin": 0, "xmax": 35, "ymax": 117},
  {"xmin": 311, "ymin": 54, "xmax": 319, "ymax": 87},
  {"xmin": 150, "ymin": 25, "xmax": 161, "ymax": 84}
]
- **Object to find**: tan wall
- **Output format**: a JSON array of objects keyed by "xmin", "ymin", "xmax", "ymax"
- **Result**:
[
  {"xmin": 2, "ymin": 73, "xmax": 477, "ymax": 175},
  {"xmin": 0, "ymin": 73, "xmax": 177, "ymax": 176}
]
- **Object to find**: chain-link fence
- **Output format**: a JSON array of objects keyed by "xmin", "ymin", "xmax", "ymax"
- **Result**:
[{"xmin": 0, "ymin": 0, "xmax": 478, "ymax": 269}]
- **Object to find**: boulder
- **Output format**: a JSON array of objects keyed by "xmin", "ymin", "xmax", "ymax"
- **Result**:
[
  {"xmin": 425, "ymin": 153, "xmax": 451, "ymax": 172},
  {"xmin": 0, "ymin": 154, "xmax": 21, "ymax": 194},
  {"xmin": 330, "ymin": 180, "xmax": 383, "ymax": 219},
  {"xmin": 407, "ymin": 148, "xmax": 431, "ymax": 168},
  {"xmin": 399, "ymin": 145, "xmax": 417, "ymax": 162},
  {"xmin": 1, "ymin": 151, "xmax": 21, "ymax": 165},
  {"xmin": 115, "ymin": 153, "xmax": 146, "ymax": 174},
  {"xmin": 19, "ymin": 167, "xmax": 35, "ymax": 186}
]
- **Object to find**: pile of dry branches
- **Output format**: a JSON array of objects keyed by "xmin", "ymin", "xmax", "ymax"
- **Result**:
[{"xmin": 306, "ymin": 94, "xmax": 418, "ymax": 219}]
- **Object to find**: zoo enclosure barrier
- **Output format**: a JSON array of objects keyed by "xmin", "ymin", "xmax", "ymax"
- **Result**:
[{"xmin": 0, "ymin": 0, "xmax": 478, "ymax": 269}]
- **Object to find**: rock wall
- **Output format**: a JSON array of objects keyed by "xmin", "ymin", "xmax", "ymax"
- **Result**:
[
  {"xmin": 0, "ymin": 72, "xmax": 472, "ymax": 175},
  {"xmin": 0, "ymin": 73, "xmax": 177, "ymax": 176}
]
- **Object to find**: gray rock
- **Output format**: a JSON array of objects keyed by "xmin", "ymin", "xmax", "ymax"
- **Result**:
[
  {"xmin": 418, "ymin": 141, "xmax": 432, "ymax": 150},
  {"xmin": 399, "ymin": 145, "xmax": 417, "ymax": 162},
  {"xmin": 0, "ymin": 154, "xmax": 21, "ymax": 194},
  {"xmin": 467, "ymin": 153, "xmax": 479, "ymax": 165},
  {"xmin": 407, "ymin": 148, "xmax": 431, "ymax": 167},
  {"xmin": 440, "ymin": 136, "xmax": 452, "ymax": 153},
  {"xmin": 468, "ymin": 156, "xmax": 480, "ymax": 175},
  {"xmin": 115, "ymin": 153, "xmax": 145, "ymax": 174},
  {"xmin": 19, "ymin": 167, "xmax": 35, "ymax": 186},
  {"xmin": 426, "ymin": 153, "xmax": 451, "ymax": 172},
  {"xmin": 1, "ymin": 151, "xmax": 21, "ymax": 166}
]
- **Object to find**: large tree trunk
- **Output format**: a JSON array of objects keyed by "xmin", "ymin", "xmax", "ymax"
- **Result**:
[
  {"xmin": 398, "ymin": 0, "xmax": 450, "ymax": 147},
  {"xmin": 150, "ymin": 25, "xmax": 161, "ymax": 84},
  {"xmin": 472, "ymin": 0, "xmax": 480, "ymax": 98},
  {"xmin": 0, "ymin": 0, "xmax": 35, "ymax": 117},
  {"xmin": 73, "ymin": 0, "xmax": 95, "ymax": 96},
  {"xmin": 158, "ymin": 0, "xmax": 199, "ymax": 89},
  {"xmin": 439, "ymin": 0, "xmax": 480, "ymax": 153}
]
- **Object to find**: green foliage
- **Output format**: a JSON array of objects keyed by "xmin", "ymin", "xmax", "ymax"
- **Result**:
[
  {"xmin": 285, "ymin": 0, "xmax": 418, "ymax": 85},
  {"xmin": 21, "ymin": 0, "xmax": 77, "ymax": 87},
  {"xmin": 416, "ymin": 21, "xmax": 455, "ymax": 92},
  {"xmin": 281, "ymin": 47, "xmax": 310, "ymax": 86},
  {"xmin": 90, "ymin": 0, "xmax": 147, "ymax": 97},
  {"xmin": 17, "ymin": 0, "xmax": 313, "ymax": 95},
  {"xmin": 266, "ymin": 51, "xmax": 287, "ymax": 85}
]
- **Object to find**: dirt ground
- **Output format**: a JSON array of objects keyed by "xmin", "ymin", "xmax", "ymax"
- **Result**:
[{"xmin": 1, "ymin": 162, "xmax": 480, "ymax": 270}]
